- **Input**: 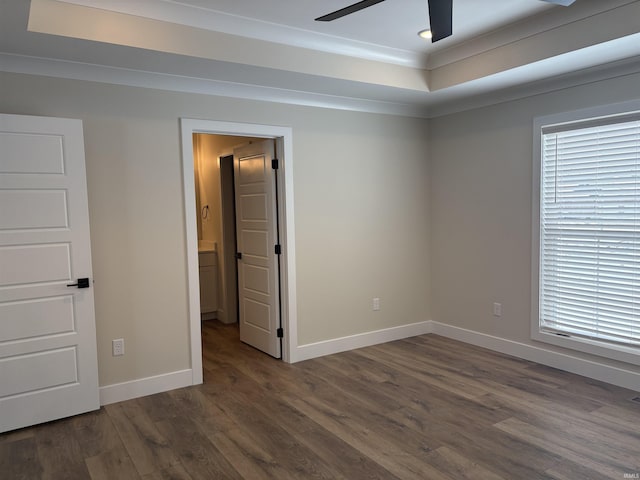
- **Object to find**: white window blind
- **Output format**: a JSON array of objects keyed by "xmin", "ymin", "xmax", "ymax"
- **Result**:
[{"xmin": 540, "ymin": 115, "xmax": 640, "ymax": 348}]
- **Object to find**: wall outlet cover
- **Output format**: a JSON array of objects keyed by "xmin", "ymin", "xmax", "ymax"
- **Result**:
[{"xmin": 112, "ymin": 338, "xmax": 125, "ymax": 356}]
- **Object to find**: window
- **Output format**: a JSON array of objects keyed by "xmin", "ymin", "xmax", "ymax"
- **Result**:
[{"xmin": 532, "ymin": 103, "xmax": 640, "ymax": 365}]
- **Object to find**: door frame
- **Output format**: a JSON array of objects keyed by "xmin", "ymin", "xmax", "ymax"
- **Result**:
[{"xmin": 180, "ymin": 119, "xmax": 297, "ymax": 384}]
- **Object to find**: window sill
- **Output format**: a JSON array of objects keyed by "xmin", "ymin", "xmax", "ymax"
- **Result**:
[{"xmin": 531, "ymin": 328, "xmax": 640, "ymax": 367}]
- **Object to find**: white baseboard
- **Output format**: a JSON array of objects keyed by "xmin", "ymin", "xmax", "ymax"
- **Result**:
[
  {"xmin": 99, "ymin": 369, "xmax": 194, "ymax": 406},
  {"xmin": 293, "ymin": 321, "xmax": 433, "ymax": 363},
  {"xmin": 98, "ymin": 321, "xmax": 638, "ymax": 406},
  {"xmin": 431, "ymin": 322, "xmax": 640, "ymax": 392},
  {"xmin": 98, "ymin": 322, "xmax": 433, "ymax": 405}
]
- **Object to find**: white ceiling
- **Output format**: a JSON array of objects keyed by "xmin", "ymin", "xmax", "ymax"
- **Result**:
[
  {"xmin": 147, "ymin": 0, "xmax": 553, "ymax": 53},
  {"xmin": 1, "ymin": 0, "xmax": 640, "ymax": 117},
  {"xmin": 53, "ymin": 0, "xmax": 558, "ymax": 66}
]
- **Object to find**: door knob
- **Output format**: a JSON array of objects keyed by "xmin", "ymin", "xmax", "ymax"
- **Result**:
[{"xmin": 67, "ymin": 278, "xmax": 90, "ymax": 288}]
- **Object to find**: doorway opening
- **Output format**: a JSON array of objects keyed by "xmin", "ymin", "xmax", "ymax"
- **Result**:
[
  {"xmin": 180, "ymin": 119, "xmax": 298, "ymax": 386},
  {"xmin": 192, "ymin": 135, "xmax": 256, "ymax": 328}
]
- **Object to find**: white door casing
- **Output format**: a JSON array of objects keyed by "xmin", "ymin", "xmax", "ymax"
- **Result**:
[
  {"xmin": 234, "ymin": 140, "xmax": 281, "ymax": 358},
  {"xmin": 180, "ymin": 118, "xmax": 297, "ymax": 377},
  {"xmin": 0, "ymin": 114, "xmax": 99, "ymax": 433}
]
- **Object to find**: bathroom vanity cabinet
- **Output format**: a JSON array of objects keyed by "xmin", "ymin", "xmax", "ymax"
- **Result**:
[{"xmin": 198, "ymin": 250, "xmax": 218, "ymax": 319}]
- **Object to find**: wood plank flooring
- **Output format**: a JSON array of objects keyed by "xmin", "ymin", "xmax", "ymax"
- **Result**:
[{"xmin": 2, "ymin": 321, "xmax": 639, "ymax": 479}]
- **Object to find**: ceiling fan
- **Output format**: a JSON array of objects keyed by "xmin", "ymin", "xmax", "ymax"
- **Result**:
[{"xmin": 315, "ymin": 0, "xmax": 577, "ymax": 43}]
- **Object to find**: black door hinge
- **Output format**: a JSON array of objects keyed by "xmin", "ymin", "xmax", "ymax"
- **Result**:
[
  {"xmin": 274, "ymin": 244, "xmax": 281, "ymax": 255},
  {"xmin": 272, "ymin": 158, "xmax": 279, "ymax": 170},
  {"xmin": 277, "ymin": 327, "xmax": 283, "ymax": 338},
  {"xmin": 235, "ymin": 252, "xmax": 242, "ymax": 260}
]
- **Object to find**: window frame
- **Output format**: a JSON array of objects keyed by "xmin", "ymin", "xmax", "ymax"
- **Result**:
[{"xmin": 531, "ymin": 100, "xmax": 640, "ymax": 366}]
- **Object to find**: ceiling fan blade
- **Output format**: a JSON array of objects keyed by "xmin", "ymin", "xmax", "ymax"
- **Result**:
[
  {"xmin": 540, "ymin": 0, "xmax": 576, "ymax": 5},
  {"xmin": 428, "ymin": 0, "xmax": 453, "ymax": 42},
  {"xmin": 315, "ymin": 0, "xmax": 386, "ymax": 22}
]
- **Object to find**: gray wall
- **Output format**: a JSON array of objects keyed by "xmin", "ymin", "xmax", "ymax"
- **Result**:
[
  {"xmin": 0, "ymin": 72, "xmax": 431, "ymax": 387},
  {"xmin": 5, "ymin": 65, "xmax": 638, "ymax": 389},
  {"xmin": 429, "ymin": 70, "xmax": 640, "ymax": 374}
]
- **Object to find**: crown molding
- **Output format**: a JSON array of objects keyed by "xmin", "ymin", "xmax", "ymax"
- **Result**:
[
  {"xmin": 55, "ymin": 0, "xmax": 639, "ymax": 76},
  {"xmin": 426, "ymin": 55, "xmax": 640, "ymax": 117},
  {"xmin": 0, "ymin": 53, "xmax": 431, "ymax": 118},
  {"xmin": 28, "ymin": 0, "xmax": 429, "ymax": 93},
  {"xmin": 57, "ymin": 0, "xmax": 425, "ymax": 68},
  {"xmin": 427, "ymin": 0, "xmax": 638, "ymax": 69},
  {"xmin": 3, "ymin": 52, "xmax": 640, "ymax": 121}
]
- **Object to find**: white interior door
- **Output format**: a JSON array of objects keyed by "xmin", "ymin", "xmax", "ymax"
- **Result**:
[
  {"xmin": 0, "ymin": 114, "xmax": 99, "ymax": 433},
  {"xmin": 234, "ymin": 140, "xmax": 281, "ymax": 358}
]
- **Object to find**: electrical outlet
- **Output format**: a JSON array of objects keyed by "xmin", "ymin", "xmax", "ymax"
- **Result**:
[
  {"xmin": 112, "ymin": 338, "xmax": 125, "ymax": 356},
  {"xmin": 493, "ymin": 303, "xmax": 502, "ymax": 317},
  {"xmin": 373, "ymin": 297, "xmax": 380, "ymax": 311}
]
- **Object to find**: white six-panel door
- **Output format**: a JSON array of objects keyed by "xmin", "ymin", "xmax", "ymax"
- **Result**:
[
  {"xmin": 0, "ymin": 114, "xmax": 99, "ymax": 433},
  {"xmin": 234, "ymin": 140, "xmax": 281, "ymax": 358}
]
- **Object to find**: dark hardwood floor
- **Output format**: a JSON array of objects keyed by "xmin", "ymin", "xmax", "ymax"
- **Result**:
[{"xmin": 2, "ymin": 320, "xmax": 639, "ymax": 479}]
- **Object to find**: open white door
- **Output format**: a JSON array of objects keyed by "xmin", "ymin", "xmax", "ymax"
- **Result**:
[
  {"xmin": 234, "ymin": 140, "xmax": 281, "ymax": 358},
  {"xmin": 0, "ymin": 114, "xmax": 99, "ymax": 433}
]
